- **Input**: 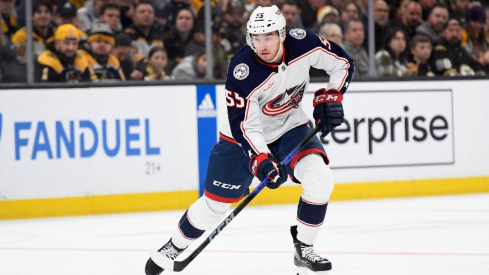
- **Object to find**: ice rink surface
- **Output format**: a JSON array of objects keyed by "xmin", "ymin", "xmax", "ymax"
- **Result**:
[{"xmin": 1, "ymin": 193, "xmax": 488, "ymax": 275}]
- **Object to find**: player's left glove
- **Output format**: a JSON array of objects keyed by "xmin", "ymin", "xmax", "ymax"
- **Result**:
[
  {"xmin": 313, "ymin": 88, "xmax": 344, "ymax": 137},
  {"xmin": 249, "ymin": 153, "xmax": 288, "ymax": 189}
]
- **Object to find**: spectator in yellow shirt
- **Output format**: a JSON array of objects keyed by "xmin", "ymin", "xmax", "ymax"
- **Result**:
[{"xmin": 36, "ymin": 23, "xmax": 95, "ymax": 82}]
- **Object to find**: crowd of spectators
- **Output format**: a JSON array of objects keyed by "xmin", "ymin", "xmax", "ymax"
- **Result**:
[{"xmin": 0, "ymin": 0, "xmax": 488, "ymax": 83}]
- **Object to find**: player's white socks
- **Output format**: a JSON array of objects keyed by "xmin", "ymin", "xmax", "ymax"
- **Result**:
[
  {"xmin": 294, "ymin": 153, "xmax": 335, "ymax": 245},
  {"xmin": 296, "ymin": 222, "xmax": 321, "ymax": 245},
  {"xmin": 171, "ymin": 228, "xmax": 193, "ymax": 250},
  {"xmin": 171, "ymin": 195, "xmax": 231, "ymax": 249}
]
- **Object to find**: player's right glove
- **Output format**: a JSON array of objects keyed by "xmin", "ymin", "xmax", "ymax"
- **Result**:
[
  {"xmin": 313, "ymin": 88, "xmax": 344, "ymax": 137},
  {"xmin": 249, "ymin": 153, "xmax": 288, "ymax": 189}
]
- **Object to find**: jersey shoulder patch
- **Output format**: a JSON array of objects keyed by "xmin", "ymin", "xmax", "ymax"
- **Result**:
[
  {"xmin": 284, "ymin": 29, "xmax": 320, "ymax": 61},
  {"xmin": 289, "ymin": 28, "xmax": 307, "ymax": 40},
  {"xmin": 233, "ymin": 63, "xmax": 249, "ymax": 80}
]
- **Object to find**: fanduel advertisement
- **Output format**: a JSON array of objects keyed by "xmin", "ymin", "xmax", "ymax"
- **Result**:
[
  {"xmin": 0, "ymin": 86, "xmax": 199, "ymax": 199},
  {"xmin": 304, "ymin": 88, "xmax": 454, "ymax": 168},
  {"xmin": 13, "ymin": 118, "xmax": 160, "ymax": 160}
]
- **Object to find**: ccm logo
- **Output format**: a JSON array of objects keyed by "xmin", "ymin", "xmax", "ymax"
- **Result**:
[
  {"xmin": 315, "ymin": 94, "xmax": 339, "ymax": 102},
  {"xmin": 213, "ymin": 180, "xmax": 241, "ymax": 190}
]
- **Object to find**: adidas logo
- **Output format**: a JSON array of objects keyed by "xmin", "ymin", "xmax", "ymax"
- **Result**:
[
  {"xmin": 197, "ymin": 93, "xmax": 217, "ymax": 118},
  {"xmin": 199, "ymin": 93, "xmax": 215, "ymax": 110}
]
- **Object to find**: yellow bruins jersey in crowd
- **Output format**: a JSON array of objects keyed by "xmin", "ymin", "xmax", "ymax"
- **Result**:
[
  {"xmin": 77, "ymin": 49, "xmax": 126, "ymax": 81},
  {"xmin": 36, "ymin": 49, "xmax": 96, "ymax": 82},
  {"xmin": 124, "ymin": 25, "xmax": 163, "ymax": 63},
  {"xmin": 1, "ymin": 15, "xmax": 17, "ymax": 39},
  {"xmin": 431, "ymin": 43, "xmax": 486, "ymax": 76},
  {"xmin": 11, "ymin": 26, "xmax": 54, "ymax": 63},
  {"xmin": 136, "ymin": 61, "xmax": 168, "ymax": 81}
]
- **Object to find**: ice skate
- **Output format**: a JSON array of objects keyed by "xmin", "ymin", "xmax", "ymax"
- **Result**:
[
  {"xmin": 145, "ymin": 239, "xmax": 185, "ymax": 275},
  {"xmin": 291, "ymin": 226, "xmax": 332, "ymax": 274}
]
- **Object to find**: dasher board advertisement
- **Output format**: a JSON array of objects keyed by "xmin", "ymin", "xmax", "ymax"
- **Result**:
[
  {"xmin": 303, "ymin": 89, "xmax": 454, "ymax": 168},
  {"xmin": 0, "ymin": 86, "xmax": 199, "ymax": 200}
]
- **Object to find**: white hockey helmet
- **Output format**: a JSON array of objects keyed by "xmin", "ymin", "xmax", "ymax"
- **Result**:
[{"xmin": 246, "ymin": 5, "xmax": 286, "ymax": 50}]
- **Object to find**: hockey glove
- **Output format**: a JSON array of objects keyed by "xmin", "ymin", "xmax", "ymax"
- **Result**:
[
  {"xmin": 249, "ymin": 153, "xmax": 288, "ymax": 189},
  {"xmin": 313, "ymin": 88, "xmax": 344, "ymax": 137}
]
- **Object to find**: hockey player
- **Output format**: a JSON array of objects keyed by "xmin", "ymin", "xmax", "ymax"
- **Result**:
[{"xmin": 145, "ymin": 5, "xmax": 354, "ymax": 275}]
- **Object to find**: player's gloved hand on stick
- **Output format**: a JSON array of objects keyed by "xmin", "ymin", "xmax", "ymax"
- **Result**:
[
  {"xmin": 249, "ymin": 153, "xmax": 288, "ymax": 189},
  {"xmin": 313, "ymin": 88, "xmax": 344, "ymax": 137}
]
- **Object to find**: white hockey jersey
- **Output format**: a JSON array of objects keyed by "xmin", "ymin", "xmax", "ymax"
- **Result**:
[{"xmin": 221, "ymin": 28, "xmax": 354, "ymax": 158}]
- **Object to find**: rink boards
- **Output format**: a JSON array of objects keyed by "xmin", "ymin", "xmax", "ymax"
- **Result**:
[{"xmin": 0, "ymin": 80, "xmax": 488, "ymax": 219}]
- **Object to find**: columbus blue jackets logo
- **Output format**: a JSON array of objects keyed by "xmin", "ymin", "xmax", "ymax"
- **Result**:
[
  {"xmin": 262, "ymin": 82, "xmax": 306, "ymax": 116},
  {"xmin": 233, "ymin": 63, "xmax": 249, "ymax": 80},
  {"xmin": 289, "ymin": 29, "xmax": 306, "ymax": 40}
]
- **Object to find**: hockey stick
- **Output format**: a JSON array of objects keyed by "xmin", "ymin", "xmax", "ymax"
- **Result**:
[{"xmin": 151, "ymin": 124, "xmax": 321, "ymax": 272}]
